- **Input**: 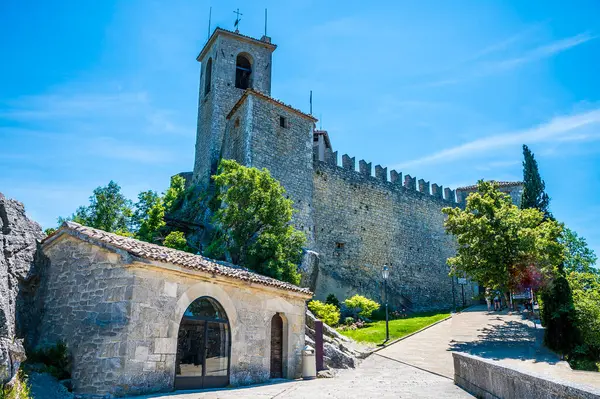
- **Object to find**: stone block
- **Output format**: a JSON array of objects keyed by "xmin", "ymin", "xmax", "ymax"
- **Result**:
[
  {"xmin": 154, "ymin": 338, "xmax": 176, "ymax": 354},
  {"xmin": 163, "ymin": 281, "xmax": 177, "ymax": 297}
]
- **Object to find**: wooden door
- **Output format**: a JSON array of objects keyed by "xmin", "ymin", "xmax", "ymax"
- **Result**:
[{"xmin": 270, "ymin": 314, "xmax": 283, "ymax": 378}]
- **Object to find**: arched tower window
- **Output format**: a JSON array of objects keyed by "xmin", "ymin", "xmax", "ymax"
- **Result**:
[
  {"xmin": 204, "ymin": 57, "xmax": 212, "ymax": 95},
  {"xmin": 235, "ymin": 54, "xmax": 252, "ymax": 89}
]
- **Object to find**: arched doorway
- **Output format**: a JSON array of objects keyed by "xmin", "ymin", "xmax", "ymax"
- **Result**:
[
  {"xmin": 175, "ymin": 297, "xmax": 230, "ymax": 390},
  {"xmin": 270, "ymin": 313, "xmax": 283, "ymax": 378}
]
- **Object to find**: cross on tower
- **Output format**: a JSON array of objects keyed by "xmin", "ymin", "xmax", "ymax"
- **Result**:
[{"xmin": 233, "ymin": 8, "xmax": 243, "ymax": 32}]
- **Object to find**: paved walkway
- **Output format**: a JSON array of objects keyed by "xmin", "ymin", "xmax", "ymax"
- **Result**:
[
  {"xmin": 379, "ymin": 305, "xmax": 600, "ymax": 391},
  {"xmin": 131, "ymin": 306, "xmax": 600, "ymax": 398},
  {"xmin": 132, "ymin": 353, "xmax": 471, "ymax": 399}
]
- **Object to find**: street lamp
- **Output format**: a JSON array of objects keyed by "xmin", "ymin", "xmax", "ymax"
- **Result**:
[{"xmin": 382, "ymin": 264, "xmax": 390, "ymax": 343}]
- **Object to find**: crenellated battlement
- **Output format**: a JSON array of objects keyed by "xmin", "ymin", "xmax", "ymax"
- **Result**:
[{"xmin": 318, "ymin": 147, "xmax": 457, "ymax": 203}]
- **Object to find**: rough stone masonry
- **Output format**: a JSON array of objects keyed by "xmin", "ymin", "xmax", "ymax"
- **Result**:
[
  {"xmin": 188, "ymin": 28, "xmax": 478, "ymax": 311},
  {"xmin": 0, "ymin": 193, "xmax": 45, "ymax": 384}
]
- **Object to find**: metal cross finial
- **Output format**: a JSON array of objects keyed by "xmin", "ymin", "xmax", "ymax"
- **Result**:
[{"xmin": 233, "ymin": 8, "xmax": 243, "ymax": 31}]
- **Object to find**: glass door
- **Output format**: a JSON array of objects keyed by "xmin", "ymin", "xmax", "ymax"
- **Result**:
[
  {"xmin": 175, "ymin": 297, "xmax": 230, "ymax": 390},
  {"xmin": 203, "ymin": 322, "xmax": 230, "ymax": 388}
]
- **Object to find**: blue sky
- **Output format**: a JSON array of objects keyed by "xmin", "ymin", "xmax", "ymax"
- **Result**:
[{"xmin": 1, "ymin": 1, "xmax": 599, "ymax": 262}]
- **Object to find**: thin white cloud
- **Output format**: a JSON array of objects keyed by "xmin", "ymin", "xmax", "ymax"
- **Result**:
[
  {"xmin": 394, "ymin": 109, "xmax": 600, "ymax": 168},
  {"xmin": 0, "ymin": 90, "xmax": 192, "ymax": 136},
  {"xmin": 487, "ymin": 32, "xmax": 596, "ymax": 72},
  {"xmin": 421, "ymin": 32, "xmax": 597, "ymax": 87}
]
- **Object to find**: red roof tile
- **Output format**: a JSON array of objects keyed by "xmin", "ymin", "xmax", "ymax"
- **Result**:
[{"xmin": 44, "ymin": 222, "xmax": 312, "ymax": 296}]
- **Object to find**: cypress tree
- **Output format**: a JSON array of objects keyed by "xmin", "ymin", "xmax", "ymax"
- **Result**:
[{"xmin": 521, "ymin": 145, "xmax": 551, "ymax": 217}]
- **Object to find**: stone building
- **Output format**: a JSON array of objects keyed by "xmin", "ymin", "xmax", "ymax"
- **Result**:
[
  {"xmin": 36, "ymin": 222, "xmax": 311, "ymax": 397},
  {"xmin": 456, "ymin": 181, "xmax": 524, "ymax": 206},
  {"xmin": 188, "ymin": 27, "xmax": 479, "ymax": 311}
]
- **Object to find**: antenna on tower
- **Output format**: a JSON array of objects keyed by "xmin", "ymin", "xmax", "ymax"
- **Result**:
[
  {"xmin": 207, "ymin": 7, "xmax": 212, "ymax": 40},
  {"xmin": 264, "ymin": 9, "xmax": 268, "ymax": 36},
  {"xmin": 310, "ymin": 90, "xmax": 313, "ymax": 115},
  {"xmin": 320, "ymin": 114, "xmax": 322, "ymax": 130}
]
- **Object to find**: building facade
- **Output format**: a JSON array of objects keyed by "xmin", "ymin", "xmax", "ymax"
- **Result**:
[
  {"xmin": 190, "ymin": 28, "xmax": 479, "ymax": 312},
  {"xmin": 37, "ymin": 222, "xmax": 310, "ymax": 397}
]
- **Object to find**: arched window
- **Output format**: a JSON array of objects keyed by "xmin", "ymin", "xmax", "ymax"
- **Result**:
[
  {"xmin": 204, "ymin": 58, "xmax": 212, "ymax": 95},
  {"xmin": 235, "ymin": 54, "xmax": 252, "ymax": 89},
  {"xmin": 175, "ymin": 296, "xmax": 230, "ymax": 389}
]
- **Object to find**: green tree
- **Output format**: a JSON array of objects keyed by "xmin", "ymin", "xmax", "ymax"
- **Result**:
[
  {"xmin": 561, "ymin": 228, "xmax": 598, "ymax": 274},
  {"xmin": 163, "ymin": 231, "xmax": 191, "ymax": 252},
  {"xmin": 442, "ymin": 181, "xmax": 563, "ymax": 292},
  {"xmin": 163, "ymin": 175, "xmax": 186, "ymax": 213},
  {"xmin": 540, "ymin": 271, "xmax": 582, "ymax": 355},
  {"xmin": 59, "ymin": 181, "xmax": 133, "ymax": 235},
  {"xmin": 567, "ymin": 272, "xmax": 600, "ymax": 351},
  {"xmin": 134, "ymin": 190, "xmax": 165, "ymax": 243},
  {"xmin": 206, "ymin": 159, "xmax": 305, "ymax": 285},
  {"xmin": 521, "ymin": 145, "xmax": 551, "ymax": 217}
]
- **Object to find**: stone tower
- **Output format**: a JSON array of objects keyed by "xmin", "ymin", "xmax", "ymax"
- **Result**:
[{"xmin": 192, "ymin": 28, "xmax": 277, "ymax": 189}]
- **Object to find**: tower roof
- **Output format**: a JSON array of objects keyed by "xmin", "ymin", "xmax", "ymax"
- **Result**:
[
  {"xmin": 226, "ymin": 89, "xmax": 318, "ymax": 122},
  {"xmin": 456, "ymin": 181, "xmax": 523, "ymax": 191},
  {"xmin": 197, "ymin": 27, "xmax": 277, "ymax": 62}
]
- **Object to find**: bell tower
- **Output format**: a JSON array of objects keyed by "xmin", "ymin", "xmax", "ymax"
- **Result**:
[{"xmin": 192, "ymin": 28, "xmax": 277, "ymax": 189}]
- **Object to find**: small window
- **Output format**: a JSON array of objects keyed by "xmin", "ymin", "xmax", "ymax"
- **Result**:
[
  {"xmin": 279, "ymin": 116, "xmax": 287, "ymax": 128},
  {"xmin": 335, "ymin": 242, "xmax": 345, "ymax": 250},
  {"xmin": 204, "ymin": 57, "xmax": 212, "ymax": 95}
]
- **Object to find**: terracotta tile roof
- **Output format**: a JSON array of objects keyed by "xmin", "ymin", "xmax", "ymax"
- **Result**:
[
  {"xmin": 456, "ymin": 181, "xmax": 523, "ymax": 191},
  {"xmin": 226, "ymin": 88, "xmax": 318, "ymax": 122},
  {"xmin": 197, "ymin": 27, "xmax": 277, "ymax": 61},
  {"xmin": 44, "ymin": 222, "xmax": 312, "ymax": 296}
]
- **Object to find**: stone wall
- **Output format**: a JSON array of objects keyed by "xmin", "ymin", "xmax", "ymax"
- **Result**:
[
  {"xmin": 223, "ymin": 93, "xmax": 315, "ymax": 244},
  {"xmin": 0, "ymin": 193, "xmax": 44, "ymax": 384},
  {"xmin": 37, "ymin": 234, "xmax": 307, "ymax": 397},
  {"xmin": 453, "ymin": 352, "xmax": 600, "ymax": 399},
  {"xmin": 36, "ymin": 236, "xmax": 135, "ymax": 395},
  {"xmin": 311, "ymin": 161, "xmax": 477, "ymax": 311}
]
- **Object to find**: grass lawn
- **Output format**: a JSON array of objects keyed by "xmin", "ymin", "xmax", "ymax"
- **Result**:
[{"xmin": 338, "ymin": 312, "xmax": 450, "ymax": 345}]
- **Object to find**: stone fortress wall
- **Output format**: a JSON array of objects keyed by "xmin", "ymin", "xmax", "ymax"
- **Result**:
[
  {"xmin": 189, "ymin": 28, "xmax": 479, "ymax": 313},
  {"xmin": 310, "ymin": 150, "xmax": 477, "ymax": 311}
]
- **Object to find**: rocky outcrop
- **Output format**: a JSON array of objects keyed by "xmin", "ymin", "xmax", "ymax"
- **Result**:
[
  {"xmin": 305, "ymin": 310, "xmax": 369, "ymax": 370},
  {"xmin": 0, "ymin": 193, "xmax": 45, "ymax": 384}
]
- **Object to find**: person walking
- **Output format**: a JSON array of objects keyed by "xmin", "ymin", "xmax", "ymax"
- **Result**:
[{"xmin": 485, "ymin": 288, "xmax": 492, "ymax": 311}]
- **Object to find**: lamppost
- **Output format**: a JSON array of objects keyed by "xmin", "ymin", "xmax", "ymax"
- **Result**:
[{"xmin": 382, "ymin": 264, "xmax": 390, "ymax": 343}]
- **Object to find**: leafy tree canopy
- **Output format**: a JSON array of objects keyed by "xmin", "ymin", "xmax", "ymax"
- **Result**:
[
  {"xmin": 59, "ymin": 180, "xmax": 133, "ymax": 236},
  {"xmin": 521, "ymin": 144, "xmax": 551, "ymax": 217},
  {"xmin": 206, "ymin": 159, "xmax": 305, "ymax": 285},
  {"xmin": 443, "ymin": 180, "xmax": 563, "ymax": 292},
  {"xmin": 561, "ymin": 228, "xmax": 598, "ymax": 274},
  {"xmin": 58, "ymin": 176, "xmax": 190, "ymax": 248}
]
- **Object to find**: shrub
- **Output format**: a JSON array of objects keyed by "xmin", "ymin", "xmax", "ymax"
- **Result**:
[
  {"xmin": 540, "ymin": 271, "xmax": 581, "ymax": 355},
  {"xmin": 163, "ymin": 231, "xmax": 192, "ymax": 252},
  {"xmin": 0, "ymin": 369, "xmax": 31, "ymax": 399},
  {"xmin": 27, "ymin": 341, "xmax": 70, "ymax": 380},
  {"xmin": 308, "ymin": 300, "xmax": 340, "ymax": 327},
  {"xmin": 566, "ymin": 271, "xmax": 600, "ymax": 370},
  {"xmin": 344, "ymin": 295, "xmax": 380, "ymax": 319},
  {"xmin": 344, "ymin": 316, "xmax": 354, "ymax": 326},
  {"xmin": 325, "ymin": 294, "xmax": 340, "ymax": 309}
]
